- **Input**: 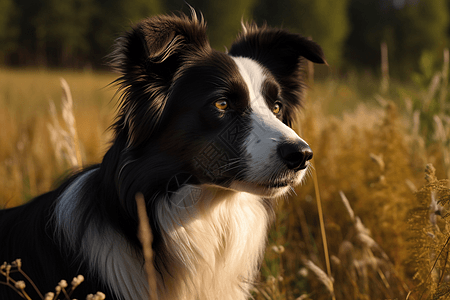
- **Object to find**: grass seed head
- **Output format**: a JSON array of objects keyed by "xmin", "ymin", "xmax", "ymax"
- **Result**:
[
  {"xmin": 272, "ymin": 245, "xmax": 285, "ymax": 254},
  {"xmin": 425, "ymin": 163, "xmax": 437, "ymax": 183},
  {"xmin": 58, "ymin": 279, "xmax": 68, "ymax": 289},
  {"xmin": 298, "ymin": 268, "xmax": 309, "ymax": 277},
  {"xmin": 302, "ymin": 259, "xmax": 334, "ymax": 296},
  {"xmin": 87, "ymin": 292, "xmax": 106, "ymax": 300},
  {"xmin": 12, "ymin": 259, "xmax": 22, "ymax": 269},
  {"xmin": 44, "ymin": 292, "xmax": 54, "ymax": 300},
  {"xmin": 72, "ymin": 274, "xmax": 84, "ymax": 288},
  {"xmin": 14, "ymin": 280, "xmax": 26, "ymax": 290}
]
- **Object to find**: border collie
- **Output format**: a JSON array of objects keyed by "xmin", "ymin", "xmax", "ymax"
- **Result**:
[{"xmin": 0, "ymin": 11, "xmax": 325, "ymax": 300}]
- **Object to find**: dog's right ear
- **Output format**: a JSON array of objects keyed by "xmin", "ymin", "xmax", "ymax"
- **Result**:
[
  {"xmin": 229, "ymin": 23, "xmax": 326, "ymax": 126},
  {"xmin": 109, "ymin": 12, "xmax": 210, "ymax": 147}
]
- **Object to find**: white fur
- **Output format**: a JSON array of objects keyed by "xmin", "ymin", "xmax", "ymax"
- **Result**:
[{"xmin": 156, "ymin": 185, "xmax": 270, "ymax": 300}]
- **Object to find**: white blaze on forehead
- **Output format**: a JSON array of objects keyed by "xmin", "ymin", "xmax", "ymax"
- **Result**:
[
  {"xmin": 231, "ymin": 57, "xmax": 278, "ymax": 120},
  {"xmin": 231, "ymin": 57, "xmax": 265, "ymax": 102}
]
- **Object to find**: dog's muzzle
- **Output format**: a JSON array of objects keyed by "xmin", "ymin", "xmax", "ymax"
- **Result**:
[{"xmin": 277, "ymin": 140, "xmax": 313, "ymax": 170}]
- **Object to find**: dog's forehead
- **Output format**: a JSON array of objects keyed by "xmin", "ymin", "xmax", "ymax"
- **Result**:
[
  {"xmin": 230, "ymin": 57, "xmax": 265, "ymax": 98},
  {"xmin": 231, "ymin": 56, "xmax": 272, "ymax": 114}
]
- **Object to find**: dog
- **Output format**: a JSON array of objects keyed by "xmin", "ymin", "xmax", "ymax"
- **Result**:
[{"xmin": 0, "ymin": 10, "xmax": 325, "ymax": 300}]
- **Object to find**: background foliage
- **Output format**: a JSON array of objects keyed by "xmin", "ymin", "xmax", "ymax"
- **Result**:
[{"xmin": 0, "ymin": 0, "xmax": 449, "ymax": 78}]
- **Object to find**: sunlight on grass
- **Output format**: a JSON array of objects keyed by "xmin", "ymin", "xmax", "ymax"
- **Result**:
[{"xmin": 0, "ymin": 69, "xmax": 116, "ymax": 206}]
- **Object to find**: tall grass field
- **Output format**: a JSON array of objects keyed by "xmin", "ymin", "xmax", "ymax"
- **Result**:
[{"xmin": 1, "ymin": 68, "xmax": 450, "ymax": 300}]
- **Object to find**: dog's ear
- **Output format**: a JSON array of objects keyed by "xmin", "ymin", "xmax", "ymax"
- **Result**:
[
  {"xmin": 109, "ymin": 11, "xmax": 210, "ymax": 147},
  {"xmin": 229, "ymin": 23, "xmax": 326, "ymax": 125}
]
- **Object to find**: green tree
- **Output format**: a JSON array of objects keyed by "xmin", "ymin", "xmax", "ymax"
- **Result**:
[
  {"xmin": 6, "ymin": 0, "xmax": 96, "ymax": 67},
  {"xmin": 10, "ymin": 0, "xmax": 45, "ymax": 65},
  {"xmin": 5, "ymin": 0, "xmax": 162, "ymax": 67},
  {"xmin": 253, "ymin": 0, "xmax": 350, "ymax": 67},
  {"xmin": 164, "ymin": 1, "xmax": 258, "ymax": 50},
  {"xmin": 36, "ymin": 0, "xmax": 96, "ymax": 67},
  {"xmin": 88, "ymin": 0, "xmax": 163, "ymax": 67},
  {"xmin": 345, "ymin": 0, "xmax": 391, "ymax": 70},
  {"xmin": 394, "ymin": 0, "xmax": 448, "ymax": 75},
  {"xmin": 345, "ymin": 0, "xmax": 449, "ymax": 78},
  {"xmin": 0, "ymin": 0, "xmax": 18, "ymax": 64}
]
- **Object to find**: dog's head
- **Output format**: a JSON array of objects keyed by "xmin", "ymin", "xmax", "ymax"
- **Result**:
[{"xmin": 109, "ymin": 11, "xmax": 325, "ymax": 201}]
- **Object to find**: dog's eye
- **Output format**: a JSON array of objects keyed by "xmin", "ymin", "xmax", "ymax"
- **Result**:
[
  {"xmin": 272, "ymin": 102, "xmax": 282, "ymax": 115},
  {"xmin": 215, "ymin": 100, "xmax": 228, "ymax": 111}
]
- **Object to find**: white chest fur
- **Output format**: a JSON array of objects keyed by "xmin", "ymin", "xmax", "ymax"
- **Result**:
[{"xmin": 156, "ymin": 185, "xmax": 271, "ymax": 300}]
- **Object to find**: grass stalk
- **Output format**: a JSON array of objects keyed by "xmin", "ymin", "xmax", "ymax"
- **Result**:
[
  {"xmin": 311, "ymin": 159, "xmax": 335, "ymax": 300},
  {"xmin": 419, "ymin": 235, "xmax": 450, "ymax": 300},
  {"xmin": 440, "ymin": 48, "xmax": 449, "ymax": 111},
  {"xmin": 17, "ymin": 270, "xmax": 44, "ymax": 300},
  {"xmin": 380, "ymin": 41, "xmax": 389, "ymax": 94},
  {"xmin": 135, "ymin": 193, "xmax": 159, "ymax": 300}
]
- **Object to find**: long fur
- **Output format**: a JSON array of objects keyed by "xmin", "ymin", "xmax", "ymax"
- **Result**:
[{"xmin": 0, "ymin": 10, "xmax": 325, "ymax": 300}]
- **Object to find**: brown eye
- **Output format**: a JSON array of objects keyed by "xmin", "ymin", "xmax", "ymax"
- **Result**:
[
  {"xmin": 215, "ymin": 100, "xmax": 228, "ymax": 111},
  {"xmin": 272, "ymin": 102, "xmax": 282, "ymax": 114}
]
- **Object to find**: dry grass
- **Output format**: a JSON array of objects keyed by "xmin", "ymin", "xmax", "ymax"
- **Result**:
[
  {"xmin": 136, "ymin": 193, "xmax": 159, "ymax": 300},
  {"xmin": 0, "ymin": 69, "xmax": 116, "ymax": 207},
  {"xmin": 1, "ymin": 68, "xmax": 450, "ymax": 300},
  {"xmin": 0, "ymin": 259, "xmax": 105, "ymax": 300}
]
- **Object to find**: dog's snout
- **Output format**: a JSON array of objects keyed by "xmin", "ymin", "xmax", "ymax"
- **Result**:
[{"xmin": 277, "ymin": 141, "xmax": 313, "ymax": 170}]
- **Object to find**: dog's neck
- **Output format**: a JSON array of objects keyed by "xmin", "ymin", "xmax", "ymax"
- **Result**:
[{"xmin": 54, "ymin": 170, "xmax": 272, "ymax": 300}]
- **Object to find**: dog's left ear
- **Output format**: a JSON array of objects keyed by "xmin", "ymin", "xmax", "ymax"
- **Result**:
[{"xmin": 229, "ymin": 23, "xmax": 326, "ymax": 124}]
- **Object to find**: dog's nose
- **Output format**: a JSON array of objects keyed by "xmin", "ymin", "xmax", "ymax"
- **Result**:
[{"xmin": 277, "ymin": 140, "xmax": 313, "ymax": 170}]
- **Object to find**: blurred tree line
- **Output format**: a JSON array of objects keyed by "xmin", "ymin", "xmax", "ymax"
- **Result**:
[{"xmin": 0, "ymin": 0, "xmax": 449, "ymax": 78}]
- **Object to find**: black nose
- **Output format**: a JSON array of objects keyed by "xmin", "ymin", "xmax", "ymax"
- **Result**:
[{"xmin": 277, "ymin": 140, "xmax": 313, "ymax": 170}]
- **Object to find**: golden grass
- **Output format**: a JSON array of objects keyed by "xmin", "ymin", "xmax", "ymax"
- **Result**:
[
  {"xmin": 0, "ymin": 69, "xmax": 116, "ymax": 207},
  {"xmin": 2, "ymin": 69, "xmax": 450, "ymax": 299}
]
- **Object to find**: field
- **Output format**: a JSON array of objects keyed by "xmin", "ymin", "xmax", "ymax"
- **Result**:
[
  {"xmin": 0, "ymin": 69, "xmax": 116, "ymax": 206},
  {"xmin": 1, "ymin": 68, "xmax": 450, "ymax": 300}
]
